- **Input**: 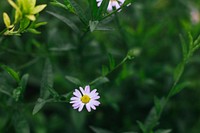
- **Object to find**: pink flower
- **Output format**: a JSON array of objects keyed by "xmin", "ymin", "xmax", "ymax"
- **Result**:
[
  {"xmin": 97, "ymin": 0, "xmax": 126, "ymax": 12},
  {"xmin": 70, "ymin": 85, "xmax": 100, "ymax": 112}
]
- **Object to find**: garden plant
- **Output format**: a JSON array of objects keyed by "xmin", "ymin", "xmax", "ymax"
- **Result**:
[{"xmin": 0, "ymin": 0, "xmax": 200, "ymax": 133}]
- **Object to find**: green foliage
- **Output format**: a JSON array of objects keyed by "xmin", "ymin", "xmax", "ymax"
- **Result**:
[
  {"xmin": 1, "ymin": 0, "xmax": 46, "ymax": 35},
  {"xmin": 0, "ymin": 0, "xmax": 200, "ymax": 133}
]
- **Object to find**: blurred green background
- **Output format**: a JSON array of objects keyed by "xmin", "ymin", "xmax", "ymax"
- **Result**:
[{"xmin": 0, "ymin": 0, "xmax": 200, "ymax": 133}]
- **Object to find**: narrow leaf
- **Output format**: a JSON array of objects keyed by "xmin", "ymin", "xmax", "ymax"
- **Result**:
[
  {"xmin": 108, "ymin": 54, "xmax": 115, "ymax": 70},
  {"xmin": 40, "ymin": 59, "xmax": 53, "ymax": 99},
  {"xmin": 0, "ymin": 64, "xmax": 20, "ymax": 83},
  {"xmin": 68, "ymin": 0, "xmax": 88, "ymax": 24},
  {"xmin": 51, "ymin": 0, "xmax": 75, "ymax": 13},
  {"xmin": 90, "ymin": 76, "xmax": 109, "ymax": 86},
  {"xmin": 90, "ymin": 126, "xmax": 113, "ymax": 133},
  {"xmin": 88, "ymin": 0, "xmax": 98, "ymax": 19},
  {"xmin": 32, "ymin": 98, "xmax": 52, "ymax": 115},
  {"xmin": 170, "ymin": 82, "xmax": 190, "ymax": 96},
  {"xmin": 47, "ymin": 11, "xmax": 80, "ymax": 33},
  {"xmin": 97, "ymin": 0, "xmax": 109, "ymax": 19},
  {"xmin": 89, "ymin": 20, "xmax": 99, "ymax": 32},
  {"xmin": 62, "ymin": 91, "xmax": 73, "ymax": 102},
  {"xmin": 48, "ymin": 86, "xmax": 59, "ymax": 98},
  {"xmin": 65, "ymin": 75, "xmax": 82, "ymax": 86},
  {"xmin": 155, "ymin": 129, "xmax": 172, "ymax": 133},
  {"xmin": 179, "ymin": 34, "xmax": 188, "ymax": 61},
  {"xmin": 173, "ymin": 62, "xmax": 184, "ymax": 84},
  {"xmin": 102, "ymin": 65, "xmax": 109, "ymax": 76},
  {"xmin": 13, "ymin": 112, "xmax": 30, "ymax": 133}
]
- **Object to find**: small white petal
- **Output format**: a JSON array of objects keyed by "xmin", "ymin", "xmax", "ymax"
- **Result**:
[
  {"xmin": 112, "ymin": 1, "xmax": 120, "ymax": 9},
  {"xmin": 91, "ymin": 100, "xmax": 100, "ymax": 106},
  {"xmin": 73, "ymin": 105, "xmax": 80, "ymax": 109},
  {"xmin": 86, "ymin": 103, "xmax": 91, "ymax": 112},
  {"xmin": 92, "ymin": 96, "xmax": 100, "ymax": 100},
  {"xmin": 118, "ymin": 0, "xmax": 125, "ymax": 4},
  {"xmin": 70, "ymin": 100, "xmax": 79, "ymax": 104},
  {"xmin": 97, "ymin": 2, "xmax": 101, "ymax": 7},
  {"xmin": 107, "ymin": 3, "xmax": 113, "ymax": 11},
  {"xmin": 90, "ymin": 89, "xmax": 97, "ymax": 95},
  {"xmin": 78, "ymin": 103, "xmax": 84, "ymax": 112},
  {"xmin": 70, "ymin": 97, "xmax": 79, "ymax": 101},
  {"xmin": 90, "ymin": 92, "xmax": 99, "ymax": 98},
  {"xmin": 73, "ymin": 89, "xmax": 82, "ymax": 98},
  {"xmin": 90, "ymin": 104, "xmax": 96, "ymax": 110},
  {"xmin": 79, "ymin": 87, "xmax": 85, "ymax": 95},
  {"xmin": 84, "ymin": 85, "xmax": 90, "ymax": 94},
  {"xmin": 72, "ymin": 102, "xmax": 81, "ymax": 107}
]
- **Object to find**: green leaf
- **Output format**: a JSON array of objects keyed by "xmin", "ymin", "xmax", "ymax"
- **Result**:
[
  {"xmin": 63, "ymin": 0, "xmax": 76, "ymax": 13},
  {"xmin": 88, "ymin": 0, "xmax": 98, "ymax": 19},
  {"xmin": 194, "ymin": 34, "xmax": 200, "ymax": 46},
  {"xmin": 97, "ymin": 0, "xmax": 109, "ymax": 20},
  {"xmin": 155, "ymin": 129, "xmax": 172, "ymax": 133},
  {"xmin": 170, "ymin": 82, "xmax": 190, "ymax": 96},
  {"xmin": 27, "ymin": 28, "xmax": 41, "ymax": 34},
  {"xmin": 13, "ymin": 87, "xmax": 22, "ymax": 101},
  {"xmin": 62, "ymin": 91, "xmax": 73, "ymax": 102},
  {"xmin": 65, "ymin": 75, "xmax": 82, "ymax": 86},
  {"xmin": 90, "ymin": 126, "xmax": 113, "ymax": 133},
  {"xmin": 89, "ymin": 20, "xmax": 99, "ymax": 32},
  {"xmin": 137, "ymin": 121, "xmax": 146, "ymax": 133},
  {"xmin": 144, "ymin": 107, "xmax": 160, "ymax": 132},
  {"xmin": 32, "ymin": 98, "xmax": 52, "ymax": 115},
  {"xmin": 102, "ymin": 65, "xmax": 109, "ymax": 76},
  {"xmin": 48, "ymin": 86, "xmax": 59, "ymax": 99},
  {"xmin": 68, "ymin": 0, "xmax": 88, "ymax": 24},
  {"xmin": 49, "ymin": 45, "xmax": 76, "ymax": 51},
  {"xmin": 20, "ymin": 18, "xmax": 30, "ymax": 30},
  {"xmin": 90, "ymin": 76, "xmax": 109, "ymax": 86},
  {"xmin": 179, "ymin": 34, "xmax": 188, "ymax": 61},
  {"xmin": 173, "ymin": 62, "xmax": 185, "ymax": 84},
  {"xmin": 34, "ymin": 21, "xmax": 47, "ymax": 28},
  {"xmin": 188, "ymin": 32, "xmax": 194, "ymax": 51},
  {"xmin": 13, "ymin": 112, "xmax": 30, "ymax": 133},
  {"xmin": 108, "ymin": 54, "xmax": 115, "ymax": 70},
  {"xmin": 40, "ymin": 59, "xmax": 53, "ymax": 99},
  {"xmin": 154, "ymin": 97, "xmax": 166, "ymax": 116},
  {"xmin": 51, "ymin": 0, "xmax": 75, "ymax": 13},
  {"xmin": 47, "ymin": 11, "xmax": 80, "ymax": 33},
  {"xmin": 0, "ymin": 86, "xmax": 11, "ymax": 96},
  {"xmin": 0, "ymin": 64, "xmax": 20, "ymax": 83}
]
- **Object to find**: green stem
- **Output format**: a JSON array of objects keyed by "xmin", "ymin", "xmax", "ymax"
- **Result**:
[{"xmin": 104, "ymin": 55, "xmax": 129, "ymax": 77}]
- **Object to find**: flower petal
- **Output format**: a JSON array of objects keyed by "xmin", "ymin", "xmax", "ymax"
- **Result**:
[
  {"xmin": 72, "ymin": 102, "xmax": 81, "ymax": 107},
  {"xmin": 107, "ymin": 2, "xmax": 113, "ymax": 11},
  {"xmin": 91, "ymin": 100, "xmax": 100, "ymax": 106},
  {"xmin": 70, "ymin": 97, "xmax": 80, "ymax": 101},
  {"xmin": 86, "ymin": 103, "xmax": 91, "ymax": 112},
  {"xmin": 79, "ymin": 87, "xmax": 85, "ymax": 95},
  {"xmin": 84, "ymin": 85, "xmax": 90, "ymax": 94},
  {"xmin": 73, "ymin": 89, "xmax": 82, "ymax": 98},
  {"xmin": 90, "ymin": 89, "xmax": 97, "ymax": 95},
  {"xmin": 90, "ymin": 92, "xmax": 99, "ymax": 98},
  {"xmin": 118, "ymin": 0, "xmax": 125, "ymax": 4},
  {"xmin": 92, "ymin": 96, "xmax": 100, "ymax": 100},
  {"xmin": 90, "ymin": 104, "xmax": 96, "ymax": 110},
  {"xmin": 78, "ymin": 103, "xmax": 84, "ymax": 112},
  {"xmin": 112, "ymin": 1, "xmax": 120, "ymax": 9}
]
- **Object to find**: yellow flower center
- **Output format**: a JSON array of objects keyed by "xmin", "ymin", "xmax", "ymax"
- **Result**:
[{"xmin": 81, "ymin": 95, "xmax": 91, "ymax": 104}]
